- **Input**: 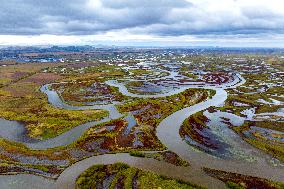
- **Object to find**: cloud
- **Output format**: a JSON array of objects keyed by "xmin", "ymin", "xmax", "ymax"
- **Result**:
[{"xmin": 0, "ymin": 0, "xmax": 284, "ymax": 39}]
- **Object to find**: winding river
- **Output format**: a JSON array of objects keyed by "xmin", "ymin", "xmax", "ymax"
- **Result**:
[{"xmin": 0, "ymin": 70, "xmax": 283, "ymax": 189}]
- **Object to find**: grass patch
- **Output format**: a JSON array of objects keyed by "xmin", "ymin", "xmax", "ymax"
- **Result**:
[{"xmin": 76, "ymin": 163, "xmax": 203, "ymax": 189}]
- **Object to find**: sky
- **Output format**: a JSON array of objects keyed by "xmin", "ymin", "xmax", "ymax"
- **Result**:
[{"xmin": 1, "ymin": 0, "xmax": 284, "ymax": 47}]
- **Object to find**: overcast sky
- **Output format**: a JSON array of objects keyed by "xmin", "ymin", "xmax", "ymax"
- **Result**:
[{"xmin": 1, "ymin": 0, "xmax": 284, "ymax": 47}]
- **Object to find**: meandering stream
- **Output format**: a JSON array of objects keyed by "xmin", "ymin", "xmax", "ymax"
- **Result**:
[{"xmin": 0, "ymin": 70, "xmax": 283, "ymax": 189}]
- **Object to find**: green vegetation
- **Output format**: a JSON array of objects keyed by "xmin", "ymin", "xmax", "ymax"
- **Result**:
[
  {"xmin": 0, "ymin": 53, "xmax": 283, "ymax": 185},
  {"xmin": 0, "ymin": 161, "xmax": 62, "ymax": 176},
  {"xmin": 233, "ymin": 121, "xmax": 284, "ymax": 162},
  {"xmin": 129, "ymin": 151, "xmax": 146, "ymax": 157},
  {"xmin": 51, "ymin": 80, "xmax": 130, "ymax": 105},
  {"xmin": 74, "ymin": 116, "xmax": 165, "ymax": 152},
  {"xmin": 118, "ymin": 89, "xmax": 212, "ymax": 128},
  {"xmin": 76, "ymin": 163, "xmax": 203, "ymax": 189},
  {"xmin": 185, "ymin": 73, "xmax": 198, "ymax": 79},
  {"xmin": 180, "ymin": 111, "xmax": 209, "ymax": 147},
  {"xmin": 130, "ymin": 151, "xmax": 189, "ymax": 167},
  {"xmin": 0, "ymin": 63, "xmax": 57, "ymax": 88},
  {"xmin": 46, "ymin": 63, "xmax": 126, "ymax": 79},
  {"xmin": 0, "ymin": 83, "xmax": 107, "ymax": 139},
  {"xmin": 246, "ymin": 138, "xmax": 284, "ymax": 162},
  {"xmin": 0, "ymin": 64, "xmax": 108, "ymax": 140},
  {"xmin": 204, "ymin": 168, "xmax": 284, "ymax": 189},
  {"xmin": 226, "ymin": 182, "xmax": 246, "ymax": 189},
  {"xmin": 129, "ymin": 69, "xmax": 153, "ymax": 76}
]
